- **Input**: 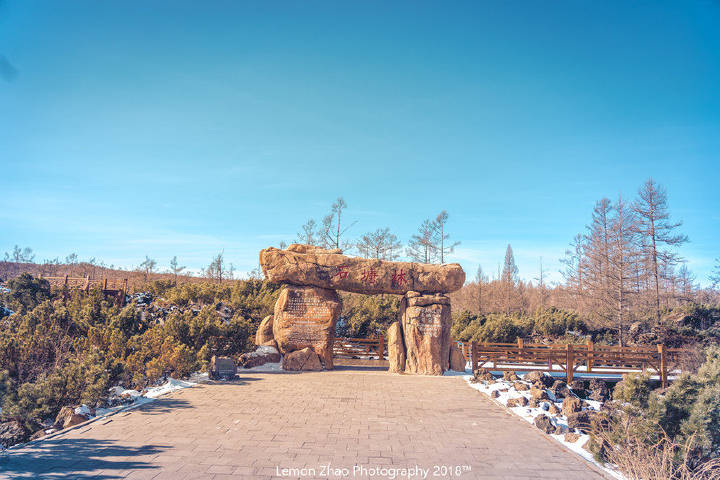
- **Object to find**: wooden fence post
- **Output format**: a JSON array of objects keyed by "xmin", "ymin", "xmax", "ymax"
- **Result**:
[
  {"xmin": 566, "ymin": 344, "xmax": 575, "ymax": 383},
  {"xmin": 658, "ymin": 344, "xmax": 667, "ymax": 389},
  {"xmin": 377, "ymin": 334, "xmax": 385, "ymax": 360},
  {"xmin": 470, "ymin": 341, "xmax": 479, "ymax": 374},
  {"xmin": 586, "ymin": 339, "xmax": 593, "ymax": 373},
  {"xmin": 517, "ymin": 338, "xmax": 524, "ymax": 362}
]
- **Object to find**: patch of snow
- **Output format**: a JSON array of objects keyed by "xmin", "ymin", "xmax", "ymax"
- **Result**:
[
  {"xmin": 95, "ymin": 377, "xmax": 197, "ymax": 417},
  {"xmin": 144, "ymin": 378, "xmax": 195, "ymax": 399},
  {"xmin": 241, "ymin": 362, "xmax": 283, "ymax": 372},
  {"xmin": 74, "ymin": 404, "xmax": 93, "ymax": 416},
  {"xmin": 256, "ymin": 345, "xmax": 279, "ymax": 355}
]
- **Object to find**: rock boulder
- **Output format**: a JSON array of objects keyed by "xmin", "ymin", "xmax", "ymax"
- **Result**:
[
  {"xmin": 273, "ymin": 285, "xmax": 341, "ymax": 369},
  {"xmin": 562, "ymin": 396, "xmax": 583, "ymax": 416},
  {"xmin": 255, "ymin": 315, "xmax": 277, "ymax": 347},
  {"xmin": 282, "ymin": 347, "xmax": 323, "ymax": 371},
  {"xmin": 0, "ymin": 420, "xmax": 30, "ymax": 448},
  {"xmin": 239, "ymin": 346, "xmax": 281, "ymax": 368},
  {"xmin": 449, "ymin": 343, "xmax": 466, "ymax": 372},
  {"xmin": 259, "ymin": 244, "xmax": 465, "ymax": 295},
  {"xmin": 534, "ymin": 414, "xmax": 555, "ymax": 434}
]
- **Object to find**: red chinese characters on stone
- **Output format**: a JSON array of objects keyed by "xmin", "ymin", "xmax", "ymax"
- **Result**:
[
  {"xmin": 331, "ymin": 264, "xmax": 349, "ymax": 280},
  {"xmin": 361, "ymin": 268, "xmax": 378, "ymax": 285},
  {"xmin": 392, "ymin": 269, "xmax": 407, "ymax": 288}
]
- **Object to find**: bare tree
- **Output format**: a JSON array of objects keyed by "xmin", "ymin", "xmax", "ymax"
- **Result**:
[
  {"xmin": 320, "ymin": 197, "xmax": 356, "ymax": 250},
  {"xmin": 169, "ymin": 256, "xmax": 186, "ymax": 285},
  {"xmin": 433, "ymin": 210, "xmax": 460, "ymax": 263},
  {"xmin": 561, "ymin": 234, "xmax": 586, "ymax": 308},
  {"xmin": 205, "ymin": 251, "xmax": 232, "ymax": 283},
  {"xmin": 633, "ymin": 178, "xmax": 688, "ymax": 321},
  {"xmin": 296, "ymin": 219, "xmax": 319, "ymax": 246},
  {"xmin": 583, "ymin": 198, "xmax": 614, "ymax": 324},
  {"xmin": 356, "ymin": 228, "xmax": 403, "ymax": 260},
  {"xmin": 476, "ymin": 265, "xmax": 488, "ymax": 314},
  {"xmin": 137, "ymin": 256, "xmax": 157, "ymax": 282},
  {"xmin": 711, "ymin": 258, "xmax": 720, "ymax": 289},
  {"xmin": 406, "ymin": 219, "xmax": 437, "ymax": 263},
  {"xmin": 65, "ymin": 253, "xmax": 78, "ymax": 265},
  {"xmin": 534, "ymin": 257, "xmax": 548, "ymax": 309},
  {"xmin": 3, "ymin": 245, "xmax": 35, "ymax": 263},
  {"xmin": 676, "ymin": 263, "xmax": 695, "ymax": 302},
  {"xmin": 607, "ymin": 195, "xmax": 639, "ymax": 345},
  {"xmin": 501, "ymin": 244, "xmax": 519, "ymax": 313}
]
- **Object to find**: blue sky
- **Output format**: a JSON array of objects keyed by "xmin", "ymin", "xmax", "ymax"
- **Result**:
[{"xmin": 1, "ymin": 1, "xmax": 719, "ymax": 285}]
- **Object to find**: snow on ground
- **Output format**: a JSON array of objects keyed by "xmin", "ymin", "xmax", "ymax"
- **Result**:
[
  {"xmin": 463, "ymin": 372, "xmax": 625, "ymax": 480},
  {"xmin": 94, "ymin": 377, "xmax": 197, "ymax": 417},
  {"xmin": 240, "ymin": 362, "xmax": 283, "ymax": 372}
]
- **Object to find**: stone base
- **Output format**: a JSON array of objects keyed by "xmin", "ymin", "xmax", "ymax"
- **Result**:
[
  {"xmin": 282, "ymin": 347, "xmax": 323, "ymax": 371},
  {"xmin": 399, "ymin": 291, "xmax": 451, "ymax": 375}
]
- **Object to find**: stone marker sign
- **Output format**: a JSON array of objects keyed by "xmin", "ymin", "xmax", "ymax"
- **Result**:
[
  {"xmin": 209, "ymin": 355, "xmax": 237, "ymax": 379},
  {"xmin": 273, "ymin": 285, "xmax": 341, "ymax": 369},
  {"xmin": 256, "ymin": 244, "xmax": 465, "ymax": 375},
  {"xmin": 259, "ymin": 244, "xmax": 465, "ymax": 295}
]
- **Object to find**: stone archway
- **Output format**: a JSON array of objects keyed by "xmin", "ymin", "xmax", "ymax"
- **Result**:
[{"xmin": 252, "ymin": 244, "xmax": 466, "ymax": 375}]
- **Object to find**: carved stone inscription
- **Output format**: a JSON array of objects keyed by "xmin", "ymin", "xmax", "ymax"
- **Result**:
[
  {"xmin": 272, "ymin": 286, "xmax": 341, "ymax": 369},
  {"xmin": 282, "ymin": 293, "xmax": 331, "ymax": 345},
  {"xmin": 415, "ymin": 309, "xmax": 442, "ymax": 337}
]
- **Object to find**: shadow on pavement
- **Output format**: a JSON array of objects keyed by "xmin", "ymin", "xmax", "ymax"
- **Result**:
[{"xmin": 0, "ymin": 438, "xmax": 170, "ymax": 479}]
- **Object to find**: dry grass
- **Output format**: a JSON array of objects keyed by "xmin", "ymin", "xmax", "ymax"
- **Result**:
[{"xmin": 596, "ymin": 424, "xmax": 720, "ymax": 480}]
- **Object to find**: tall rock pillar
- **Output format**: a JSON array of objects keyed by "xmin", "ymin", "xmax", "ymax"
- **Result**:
[{"xmin": 400, "ymin": 291, "xmax": 452, "ymax": 375}]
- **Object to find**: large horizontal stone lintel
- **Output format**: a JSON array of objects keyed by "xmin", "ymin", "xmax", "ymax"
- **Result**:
[{"xmin": 259, "ymin": 244, "xmax": 465, "ymax": 295}]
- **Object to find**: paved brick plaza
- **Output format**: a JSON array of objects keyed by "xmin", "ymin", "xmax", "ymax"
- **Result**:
[{"xmin": 0, "ymin": 369, "xmax": 609, "ymax": 479}]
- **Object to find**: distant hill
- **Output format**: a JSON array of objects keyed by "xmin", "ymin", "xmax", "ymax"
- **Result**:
[{"xmin": 0, "ymin": 261, "xmax": 222, "ymax": 291}]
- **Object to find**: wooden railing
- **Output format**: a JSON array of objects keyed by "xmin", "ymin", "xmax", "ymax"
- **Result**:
[
  {"xmin": 41, "ymin": 276, "xmax": 128, "ymax": 306},
  {"xmin": 333, "ymin": 336, "xmax": 386, "ymax": 359},
  {"xmin": 458, "ymin": 339, "xmax": 684, "ymax": 388}
]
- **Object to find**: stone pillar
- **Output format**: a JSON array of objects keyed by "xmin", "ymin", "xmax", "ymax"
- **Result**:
[
  {"xmin": 254, "ymin": 315, "xmax": 277, "ymax": 348},
  {"xmin": 400, "ymin": 291, "xmax": 452, "ymax": 375},
  {"xmin": 272, "ymin": 285, "xmax": 341, "ymax": 370},
  {"xmin": 387, "ymin": 321, "xmax": 405, "ymax": 373}
]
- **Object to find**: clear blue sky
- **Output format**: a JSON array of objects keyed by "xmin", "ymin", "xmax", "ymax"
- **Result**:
[{"xmin": 1, "ymin": 1, "xmax": 719, "ymax": 285}]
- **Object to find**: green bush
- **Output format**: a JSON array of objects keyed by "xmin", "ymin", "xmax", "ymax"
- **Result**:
[
  {"xmin": 0, "ymin": 275, "xmax": 274, "ymax": 432},
  {"xmin": 336, "ymin": 293, "xmax": 400, "ymax": 338},
  {"xmin": 600, "ymin": 346, "xmax": 720, "ymax": 471},
  {"xmin": 532, "ymin": 307, "xmax": 586, "ymax": 337},
  {"xmin": 613, "ymin": 372, "xmax": 654, "ymax": 409},
  {"xmin": 474, "ymin": 314, "xmax": 522, "ymax": 343},
  {"xmin": 451, "ymin": 311, "xmax": 478, "ymax": 341}
]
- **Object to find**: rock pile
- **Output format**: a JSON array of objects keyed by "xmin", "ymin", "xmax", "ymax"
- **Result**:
[{"xmin": 256, "ymin": 244, "xmax": 466, "ymax": 374}]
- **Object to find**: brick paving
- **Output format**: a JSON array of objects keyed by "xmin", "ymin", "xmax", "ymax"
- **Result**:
[{"xmin": 0, "ymin": 369, "xmax": 610, "ymax": 479}]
